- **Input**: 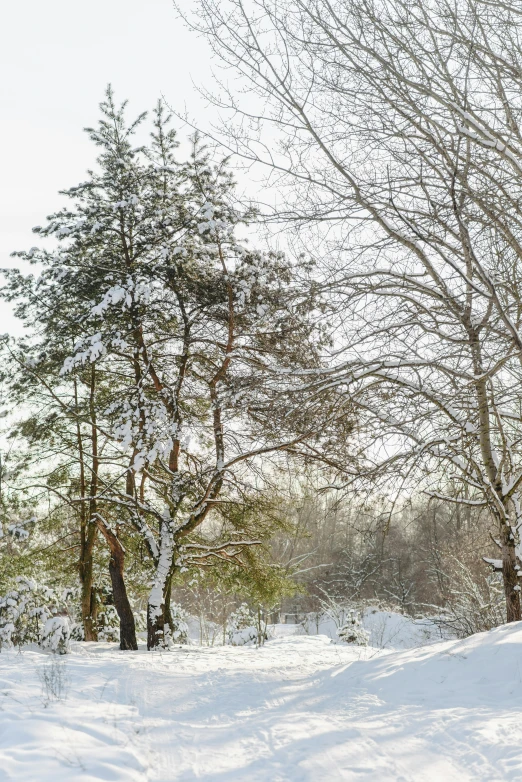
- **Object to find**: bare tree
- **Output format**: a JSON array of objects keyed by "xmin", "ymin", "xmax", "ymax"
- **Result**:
[{"xmin": 188, "ymin": 0, "xmax": 522, "ymax": 620}]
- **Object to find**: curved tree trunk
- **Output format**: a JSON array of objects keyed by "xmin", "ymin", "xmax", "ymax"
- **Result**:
[
  {"xmin": 95, "ymin": 518, "xmax": 138, "ymax": 650},
  {"xmin": 109, "ymin": 544, "xmax": 138, "ymax": 651}
]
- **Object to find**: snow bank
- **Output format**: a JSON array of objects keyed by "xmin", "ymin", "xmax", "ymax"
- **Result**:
[
  {"xmin": 326, "ymin": 620, "xmax": 522, "ymax": 708},
  {"xmin": 1, "ymin": 624, "xmax": 522, "ymax": 780},
  {"xmin": 361, "ymin": 609, "xmax": 449, "ymax": 648},
  {"xmin": 301, "ymin": 608, "xmax": 450, "ymax": 649}
]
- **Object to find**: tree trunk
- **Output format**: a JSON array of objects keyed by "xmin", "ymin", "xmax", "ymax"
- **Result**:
[
  {"xmin": 147, "ymin": 519, "xmax": 174, "ymax": 650},
  {"xmin": 76, "ymin": 374, "xmax": 99, "ymax": 642},
  {"xmin": 79, "ymin": 521, "xmax": 98, "ymax": 641},
  {"xmin": 108, "ymin": 543, "xmax": 138, "ymax": 651},
  {"xmin": 164, "ymin": 572, "xmax": 174, "ymax": 635},
  {"xmin": 147, "ymin": 571, "xmax": 173, "ymax": 650},
  {"xmin": 147, "ymin": 603, "xmax": 166, "ymax": 650},
  {"xmin": 500, "ymin": 522, "xmax": 521, "ymax": 623},
  {"xmin": 94, "ymin": 518, "xmax": 138, "ymax": 650},
  {"xmin": 80, "ymin": 366, "xmax": 102, "ymax": 641}
]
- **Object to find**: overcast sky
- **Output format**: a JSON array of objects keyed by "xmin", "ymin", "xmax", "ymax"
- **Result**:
[{"xmin": 0, "ymin": 0, "xmax": 214, "ymax": 332}]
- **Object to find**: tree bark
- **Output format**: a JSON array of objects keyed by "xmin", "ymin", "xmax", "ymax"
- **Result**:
[
  {"xmin": 109, "ymin": 543, "xmax": 138, "ymax": 651},
  {"xmin": 79, "ymin": 521, "xmax": 98, "ymax": 641},
  {"xmin": 500, "ymin": 521, "xmax": 521, "ymax": 623},
  {"xmin": 75, "ymin": 376, "xmax": 99, "ymax": 642},
  {"xmin": 147, "ymin": 571, "xmax": 173, "ymax": 650},
  {"xmin": 147, "ymin": 517, "xmax": 175, "ymax": 650},
  {"xmin": 95, "ymin": 518, "xmax": 138, "ymax": 650},
  {"xmin": 164, "ymin": 571, "xmax": 174, "ymax": 639},
  {"xmin": 147, "ymin": 604, "xmax": 166, "ymax": 650}
]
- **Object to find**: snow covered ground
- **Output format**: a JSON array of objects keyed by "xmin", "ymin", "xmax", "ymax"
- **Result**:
[{"xmin": 1, "ymin": 623, "xmax": 522, "ymax": 781}]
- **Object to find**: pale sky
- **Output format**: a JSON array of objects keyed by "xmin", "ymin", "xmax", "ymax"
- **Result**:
[{"xmin": 0, "ymin": 0, "xmax": 214, "ymax": 332}]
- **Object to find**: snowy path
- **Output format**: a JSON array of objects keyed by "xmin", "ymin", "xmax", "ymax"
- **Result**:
[{"xmin": 1, "ymin": 625, "xmax": 522, "ymax": 780}]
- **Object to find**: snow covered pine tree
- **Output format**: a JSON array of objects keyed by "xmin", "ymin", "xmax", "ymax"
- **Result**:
[{"xmin": 4, "ymin": 88, "xmax": 321, "ymax": 649}]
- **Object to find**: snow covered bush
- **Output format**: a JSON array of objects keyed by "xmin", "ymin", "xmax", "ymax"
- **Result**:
[
  {"xmin": 70, "ymin": 622, "xmax": 85, "ymax": 641},
  {"xmin": 134, "ymin": 609, "xmax": 148, "ymax": 634},
  {"xmin": 167, "ymin": 603, "xmax": 189, "ymax": 645},
  {"xmin": 338, "ymin": 609, "xmax": 370, "ymax": 646},
  {"xmin": 97, "ymin": 605, "xmax": 120, "ymax": 643},
  {"xmin": 227, "ymin": 603, "xmax": 258, "ymax": 646},
  {"xmin": 227, "ymin": 603, "xmax": 270, "ymax": 646},
  {"xmin": 0, "ymin": 577, "xmax": 70, "ymax": 651},
  {"xmin": 318, "ymin": 597, "xmax": 369, "ymax": 645},
  {"xmin": 230, "ymin": 625, "xmax": 258, "ymax": 646},
  {"xmin": 41, "ymin": 616, "xmax": 71, "ymax": 655}
]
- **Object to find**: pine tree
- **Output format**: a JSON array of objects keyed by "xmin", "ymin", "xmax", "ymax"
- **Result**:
[{"xmin": 2, "ymin": 88, "xmax": 322, "ymax": 649}]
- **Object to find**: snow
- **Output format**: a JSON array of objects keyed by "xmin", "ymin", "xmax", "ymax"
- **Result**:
[{"xmin": 2, "ymin": 622, "xmax": 522, "ymax": 780}]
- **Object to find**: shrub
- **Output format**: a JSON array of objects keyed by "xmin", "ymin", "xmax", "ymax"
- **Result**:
[
  {"xmin": 166, "ymin": 603, "xmax": 189, "ymax": 645},
  {"xmin": 227, "ymin": 603, "xmax": 258, "ymax": 646},
  {"xmin": 433, "ymin": 562, "xmax": 505, "ymax": 638},
  {"xmin": 41, "ymin": 616, "xmax": 71, "ymax": 654},
  {"xmin": 0, "ymin": 577, "xmax": 70, "ymax": 652},
  {"xmin": 337, "ymin": 609, "xmax": 370, "ymax": 646}
]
